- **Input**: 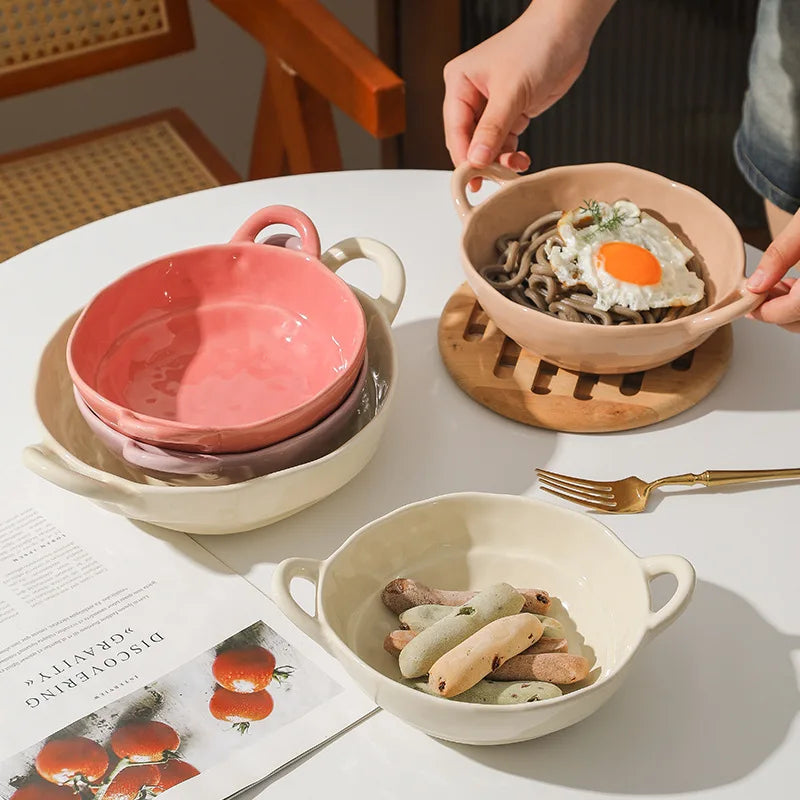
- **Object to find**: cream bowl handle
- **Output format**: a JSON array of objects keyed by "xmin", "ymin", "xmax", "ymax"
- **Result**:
[
  {"xmin": 321, "ymin": 237, "xmax": 406, "ymax": 324},
  {"xmin": 272, "ymin": 557, "xmax": 327, "ymax": 647},
  {"xmin": 22, "ymin": 444, "xmax": 135, "ymax": 505},
  {"xmin": 641, "ymin": 554, "xmax": 696, "ymax": 637}
]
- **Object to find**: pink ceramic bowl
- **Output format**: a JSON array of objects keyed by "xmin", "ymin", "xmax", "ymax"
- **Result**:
[
  {"xmin": 452, "ymin": 162, "xmax": 764, "ymax": 374},
  {"xmin": 73, "ymin": 356, "xmax": 370, "ymax": 485},
  {"xmin": 68, "ymin": 206, "xmax": 367, "ymax": 453}
]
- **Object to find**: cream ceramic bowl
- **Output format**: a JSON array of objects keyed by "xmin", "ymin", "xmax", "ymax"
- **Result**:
[
  {"xmin": 23, "ymin": 255, "xmax": 402, "ymax": 535},
  {"xmin": 273, "ymin": 492, "xmax": 695, "ymax": 745},
  {"xmin": 452, "ymin": 162, "xmax": 762, "ymax": 374}
]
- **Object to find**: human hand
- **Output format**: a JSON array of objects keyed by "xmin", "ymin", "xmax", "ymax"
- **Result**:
[
  {"xmin": 746, "ymin": 208, "xmax": 800, "ymax": 333},
  {"xmin": 443, "ymin": 0, "xmax": 616, "ymax": 187}
]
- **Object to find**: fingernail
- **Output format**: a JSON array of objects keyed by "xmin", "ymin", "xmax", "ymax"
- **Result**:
[
  {"xmin": 510, "ymin": 153, "xmax": 529, "ymax": 172},
  {"xmin": 468, "ymin": 144, "xmax": 492, "ymax": 166},
  {"xmin": 747, "ymin": 270, "xmax": 765, "ymax": 290}
]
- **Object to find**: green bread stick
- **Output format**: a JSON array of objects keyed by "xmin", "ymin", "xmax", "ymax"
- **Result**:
[
  {"xmin": 406, "ymin": 678, "xmax": 562, "ymax": 704},
  {"xmin": 398, "ymin": 583, "xmax": 524, "ymax": 679},
  {"xmin": 399, "ymin": 604, "xmax": 453, "ymax": 632},
  {"xmin": 400, "ymin": 604, "xmax": 564, "ymax": 640}
]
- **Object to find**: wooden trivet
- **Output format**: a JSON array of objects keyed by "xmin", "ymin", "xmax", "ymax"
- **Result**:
[{"xmin": 438, "ymin": 284, "xmax": 732, "ymax": 433}]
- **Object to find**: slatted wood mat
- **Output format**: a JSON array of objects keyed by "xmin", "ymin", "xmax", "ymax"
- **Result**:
[
  {"xmin": 439, "ymin": 283, "xmax": 733, "ymax": 433},
  {"xmin": 0, "ymin": 117, "xmax": 220, "ymax": 261}
]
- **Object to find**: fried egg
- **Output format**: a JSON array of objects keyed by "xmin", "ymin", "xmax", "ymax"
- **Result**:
[{"xmin": 545, "ymin": 200, "xmax": 705, "ymax": 312}]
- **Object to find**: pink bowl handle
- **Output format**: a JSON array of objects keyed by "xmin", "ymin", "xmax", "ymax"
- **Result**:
[
  {"xmin": 230, "ymin": 205, "xmax": 321, "ymax": 258},
  {"xmin": 451, "ymin": 162, "xmax": 520, "ymax": 223},
  {"xmin": 689, "ymin": 283, "xmax": 765, "ymax": 335}
]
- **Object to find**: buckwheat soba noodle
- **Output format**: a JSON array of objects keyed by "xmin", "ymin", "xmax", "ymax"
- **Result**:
[{"xmin": 480, "ymin": 206, "xmax": 708, "ymax": 325}]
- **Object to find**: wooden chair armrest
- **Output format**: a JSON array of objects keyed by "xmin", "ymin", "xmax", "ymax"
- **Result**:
[{"xmin": 210, "ymin": 0, "xmax": 405, "ymax": 138}]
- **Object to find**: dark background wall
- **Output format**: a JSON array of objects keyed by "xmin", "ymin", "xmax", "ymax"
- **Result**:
[{"xmin": 462, "ymin": 0, "xmax": 763, "ymax": 228}]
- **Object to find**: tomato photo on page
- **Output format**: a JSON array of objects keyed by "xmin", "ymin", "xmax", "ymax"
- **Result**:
[
  {"xmin": 102, "ymin": 764, "xmax": 161, "ymax": 800},
  {"xmin": 151, "ymin": 760, "xmax": 200, "ymax": 793},
  {"xmin": 212, "ymin": 646, "xmax": 292, "ymax": 692},
  {"xmin": 209, "ymin": 687, "xmax": 274, "ymax": 733},
  {"xmin": 110, "ymin": 721, "xmax": 180, "ymax": 763},
  {"xmin": 1, "ymin": 619, "xmax": 344, "ymax": 800},
  {"xmin": 35, "ymin": 737, "xmax": 108, "ymax": 786}
]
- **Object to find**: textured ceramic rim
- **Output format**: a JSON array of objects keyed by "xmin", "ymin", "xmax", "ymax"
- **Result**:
[
  {"xmin": 272, "ymin": 492, "xmax": 696, "ymax": 713},
  {"xmin": 24, "ymin": 286, "xmax": 400, "ymax": 499},
  {"xmin": 452, "ymin": 161, "xmax": 762, "ymax": 334},
  {"xmin": 66, "ymin": 206, "xmax": 368, "ymax": 447},
  {"xmin": 71, "ymin": 355, "xmax": 370, "ymax": 477}
]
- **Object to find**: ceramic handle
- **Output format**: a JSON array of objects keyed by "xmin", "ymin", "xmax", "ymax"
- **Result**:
[
  {"xmin": 229, "ymin": 205, "xmax": 321, "ymax": 258},
  {"xmin": 451, "ymin": 162, "xmax": 520, "ymax": 223},
  {"xmin": 641, "ymin": 554, "xmax": 696, "ymax": 637},
  {"xmin": 689, "ymin": 284, "xmax": 764, "ymax": 335},
  {"xmin": 272, "ymin": 557, "xmax": 326, "ymax": 646},
  {"xmin": 22, "ymin": 444, "xmax": 136, "ymax": 505},
  {"xmin": 321, "ymin": 237, "xmax": 406, "ymax": 324}
]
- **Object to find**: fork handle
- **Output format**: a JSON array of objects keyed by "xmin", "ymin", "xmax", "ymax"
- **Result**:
[{"xmin": 655, "ymin": 468, "xmax": 800, "ymax": 488}]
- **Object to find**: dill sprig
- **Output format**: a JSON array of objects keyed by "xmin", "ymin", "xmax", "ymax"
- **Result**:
[
  {"xmin": 579, "ymin": 199, "xmax": 604, "ymax": 225},
  {"xmin": 578, "ymin": 198, "xmax": 624, "ymax": 239}
]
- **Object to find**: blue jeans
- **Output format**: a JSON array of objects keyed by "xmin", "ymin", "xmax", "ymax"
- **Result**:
[{"xmin": 734, "ymin": 0, "xmax": 800, "ymax": 213}]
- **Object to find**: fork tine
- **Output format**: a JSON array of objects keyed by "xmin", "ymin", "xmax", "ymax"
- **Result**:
[
  {"xmin": 536, "ymin": 468, "xmax": 613, "ymax": 492},
  {"xmin": 539, "ymin": 485, "xmax": 618, "ymax": 511},
  {"xmin": 537, "ymin": 474, "xmax": 614, "ymax": 500}
]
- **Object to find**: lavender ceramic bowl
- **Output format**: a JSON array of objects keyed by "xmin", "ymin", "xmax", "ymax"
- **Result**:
[{"xmin": 74, "ymin": 357, "xmax": 370, "ymax": 486}]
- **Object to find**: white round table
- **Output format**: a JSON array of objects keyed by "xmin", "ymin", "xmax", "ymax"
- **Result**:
[{"xmin": 3, "ymin": 170, "xmax": 799, "ymax": 799}]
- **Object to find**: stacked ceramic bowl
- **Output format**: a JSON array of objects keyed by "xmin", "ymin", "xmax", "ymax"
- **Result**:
[{"xmin": 24, "ymin": 205, "xmax": 405, "ymax": 534}]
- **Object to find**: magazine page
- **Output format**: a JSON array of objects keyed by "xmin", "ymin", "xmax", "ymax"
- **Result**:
[{"xmin": 0, "ymin": 487, "xmax": 374, "ymax": 800}]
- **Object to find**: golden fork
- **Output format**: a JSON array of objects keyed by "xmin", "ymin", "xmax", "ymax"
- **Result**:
[{"xmin": 536, "ymin": 467, "xmax": 800, "ymax": 513}]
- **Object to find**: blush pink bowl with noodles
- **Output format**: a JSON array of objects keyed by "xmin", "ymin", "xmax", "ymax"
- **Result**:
[
  {"xmin": 68, "ymin": 205, "xmax": 372, "ymax": 453},
  {"xmin": 72, "ymin": 356, "xmax": 369, "ymax": 485},
  {"xmin": 451, "ymin": 162, "xmax": 763, "ymax": 374}
]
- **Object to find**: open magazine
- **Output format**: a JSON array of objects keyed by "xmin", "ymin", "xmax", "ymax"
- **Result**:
[{"xmin": 0, "ymin": 494, "xmax": 375, "ymax": 800}]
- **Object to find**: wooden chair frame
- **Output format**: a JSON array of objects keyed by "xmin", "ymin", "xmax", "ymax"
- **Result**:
[
  {"xmin": 209, "ymin": 0, "xmax": 405, "ymax": 178},
  {"xmin": 0, "ymin": 0, "xmax": 405, "ymax": 179}
]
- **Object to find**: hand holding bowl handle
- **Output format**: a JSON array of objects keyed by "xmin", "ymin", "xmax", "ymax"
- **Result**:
[{"xmin": 746, "ymin": 208, "xmax": 800, "ymax": 333}]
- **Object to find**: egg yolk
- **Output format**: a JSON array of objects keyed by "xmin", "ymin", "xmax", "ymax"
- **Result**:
[{"xmin": 595, "ymin": 242, "xmax": 662, "ymax": 286}]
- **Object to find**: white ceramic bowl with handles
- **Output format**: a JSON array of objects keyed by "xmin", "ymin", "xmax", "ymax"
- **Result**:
[
  {"xmin": 22, "ymin": 238, "xmax": 404, "ymax": 535},
  {"xmin": 272, "ymin": 492, "xmax": 695, "ymax": 745}
]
